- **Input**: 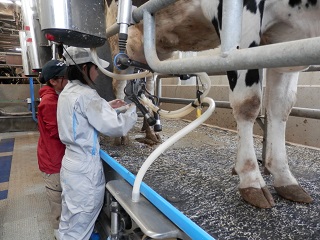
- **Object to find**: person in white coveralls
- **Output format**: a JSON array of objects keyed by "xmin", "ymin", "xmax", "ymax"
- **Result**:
[{"xmin": 57, "ymin": 46, "xmax": 137, "ymax": 240}]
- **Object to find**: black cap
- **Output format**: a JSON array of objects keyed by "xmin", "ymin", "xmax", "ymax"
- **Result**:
[{"xmin": 41, "ymin": 60, "xmax": 67, "ymax": 82}]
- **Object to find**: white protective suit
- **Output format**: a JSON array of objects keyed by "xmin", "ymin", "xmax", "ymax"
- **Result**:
[{"xmin": 57, "ymin": 80, "xmax": 137, "ymax": 240}]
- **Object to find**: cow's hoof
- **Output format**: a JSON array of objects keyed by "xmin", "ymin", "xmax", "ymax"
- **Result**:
[
  {"xmin": 135, "ymin": 137, "xmax": 159, "ymax": 146},
  {"xmin": 145, "ymin": 130, "xmax": 162, "ymax": 144},
  {"xmin": 114, "ymin": 136, "xmax": 129, "ymax": 146},
  {"xmin": 136, "ymin": 130, "xmax": 161, "ymax": 146},
  {"xmin": 121, "ymin": 136, "xmax": 130, "ymax": 145},
  {"xmin": 239, "ymin": 186, "xmax": 275, "ymax": 208},
  {"xmin": 114, "ymin": 137, "xmax": 122, "ymax": 146},
  {"xmin": 274, "ymin": 185, "xmax": 313, "ymax": 203}
]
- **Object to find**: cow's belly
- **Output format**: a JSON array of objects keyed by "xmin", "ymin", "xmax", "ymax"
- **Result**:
[{"xmin": 125, "ymin": 0, "xmax": 220, "ymax": 63}]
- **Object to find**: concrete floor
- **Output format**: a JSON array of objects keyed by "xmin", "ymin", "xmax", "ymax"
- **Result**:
[{"xmin": 0, "ymin": 131, "xmax": 55, "ymax": 240}]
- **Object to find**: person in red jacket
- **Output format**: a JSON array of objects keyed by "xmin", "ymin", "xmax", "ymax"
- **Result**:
[{"xmin": 37, "ymin": 59, "xmax": 68, "ymax": 240}]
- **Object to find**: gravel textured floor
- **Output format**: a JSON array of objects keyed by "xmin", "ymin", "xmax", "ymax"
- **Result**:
[{"xmin": 100, "ymin": 118, "xmax": 320, "ymax": 240}]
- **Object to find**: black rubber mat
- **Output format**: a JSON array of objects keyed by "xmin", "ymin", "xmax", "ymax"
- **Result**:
[{"xmin": 101, "ymin": 118, "xmax": 320, "ymax": 240}]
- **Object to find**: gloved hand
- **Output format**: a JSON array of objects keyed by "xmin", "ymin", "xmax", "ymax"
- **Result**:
[{"xmin": 109, "ymin": 99, "xmax": 127, "ymax": 109}]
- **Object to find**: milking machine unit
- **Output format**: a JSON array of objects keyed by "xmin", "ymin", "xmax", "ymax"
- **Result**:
[
  {"xmin": 123, "ymin": 76, "xmax": 163, "ymax": 132},
  {"xmin": 114, "ymin": 0, "xmax": 162, "ymax": 132}
]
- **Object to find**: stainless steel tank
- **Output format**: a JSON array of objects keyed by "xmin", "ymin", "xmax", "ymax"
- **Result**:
[
  {"xmin": 19, "ymin": 31, "xmax": 32, "ymax": 76},
  {"xmin": 20, "ymin": 0, "xmax": 52, "ymax": 75},
  {"xmin": 20, "ymin": 0, "xmax": 41, "ymax": 75},
  {"xmin": 38, "ymin": 0, "xmax": 106, "ymax": 48}
]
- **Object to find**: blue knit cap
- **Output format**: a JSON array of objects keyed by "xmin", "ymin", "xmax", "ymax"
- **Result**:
[{"xmin": 41, "ymin": 60, "xmax": 67, "ymax": 82}]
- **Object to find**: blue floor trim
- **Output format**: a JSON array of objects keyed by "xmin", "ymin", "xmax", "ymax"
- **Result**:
[
  {"xmin": 100, "ymin": 150, "xmax": 215, "ymax": 240},
  {"xmin": 0, "ymin": 155, "xmax": 12, "ymax": 183},
  {"xmin": 0, "ymin": 138, "xmax": 15, "ymax": 153},
  {"xmin": 0, "ymin": 138, "xmax": 14, "ymax": 201},
  {"xmin": 0, "ymin": 190, "xmax": 8, "ymax": 200}
]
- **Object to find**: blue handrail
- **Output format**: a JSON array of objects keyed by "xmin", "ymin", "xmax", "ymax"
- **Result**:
[
  {"xmin": 29, "ymin": 77, "xmax": 38, "ymax": 123},
  {"xmin": 100, "ymin": 150, "xmax": 215, "ymax": 240}
]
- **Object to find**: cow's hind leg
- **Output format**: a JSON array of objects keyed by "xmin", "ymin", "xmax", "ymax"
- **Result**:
[
  {"xmin": 264, "ymin": 68, "xmax": 312, "ymax": 203},
  {"xmin": 137, "ymin": 76, "xmax": 162, "ymax": 145},
  {"xmin": 230, "ymin": 70, "xmax": 275, "ymax": 208}
]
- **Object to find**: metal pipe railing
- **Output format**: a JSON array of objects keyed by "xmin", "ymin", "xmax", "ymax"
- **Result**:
[
  {"xmin": 143, "ymin": 10, "xmax": 320, "ymax": 74},
  {"xmin": 155, "ymin": 73, "xmax": 320, "ymax": 120},
  {"xmin": 158, "ymin": 97, "xmax": 320, "ymax": 120},
  {"xmin": 159, "ymin": 97, "xmax": 231, "ymax": 109},
  {"xmin": 132, "ymin": 0, "xmax": 176, "ymax": 22},
  {"xmin": 221, "ymin": 0, "xmax": 242, "ymax": 54}
]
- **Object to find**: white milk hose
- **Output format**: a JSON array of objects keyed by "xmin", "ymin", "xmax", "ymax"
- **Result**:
[
  {"xmin": 132, "ymin": 97, "xmax": 216, "ymax": 202},
  {"xmin": 91, "ymin": 48, "xmax": 153, "ymax": 80}
]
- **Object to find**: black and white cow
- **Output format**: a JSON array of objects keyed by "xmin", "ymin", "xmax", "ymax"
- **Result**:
[{"xmin": 105, "ymin": 0, "xmax": 319, "ymax": 208}]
